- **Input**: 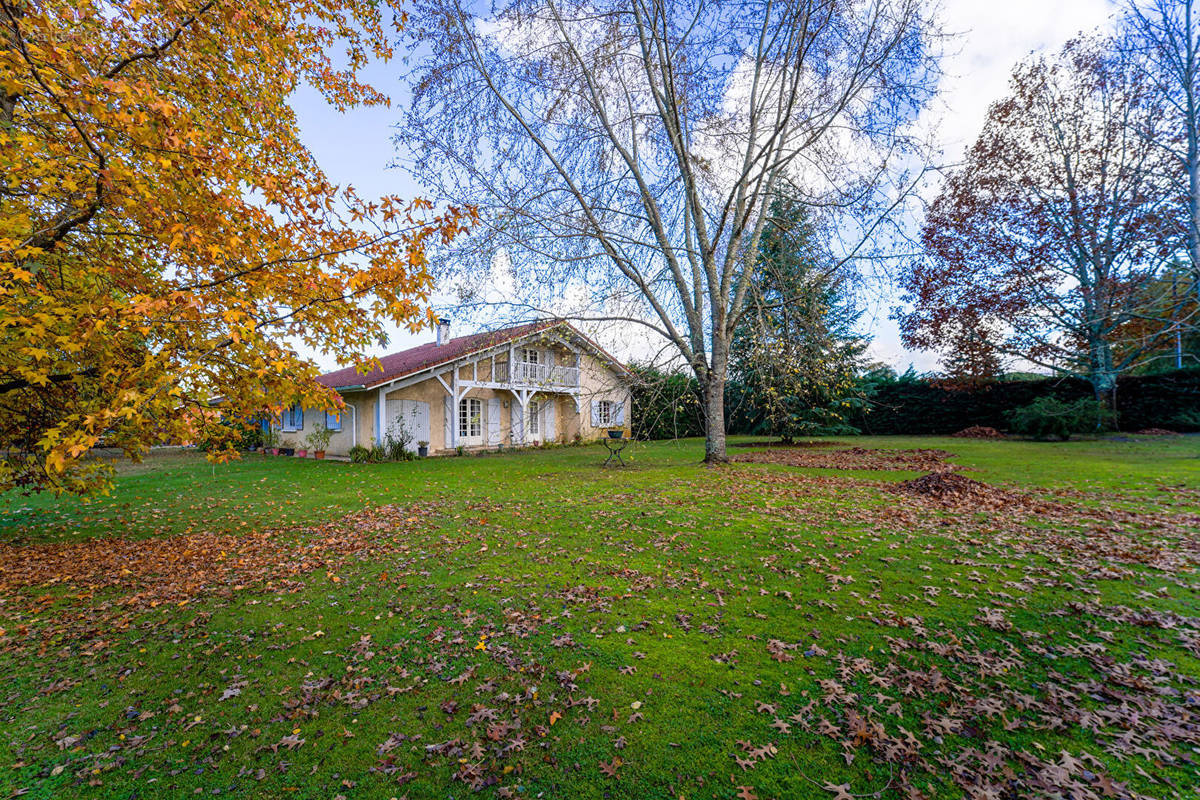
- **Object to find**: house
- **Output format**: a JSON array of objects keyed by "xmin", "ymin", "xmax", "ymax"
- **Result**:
[{"xmin": 273, "ymin": 319, "xmax": 633, "ymax": 457}]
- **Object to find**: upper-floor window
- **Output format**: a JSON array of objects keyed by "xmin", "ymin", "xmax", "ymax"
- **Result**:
[
  {"xmin": 282, "ymin": 403, "xmax": 304, "ymax": 431},
  {"xmin": 459, "ymin": 397, "xmax": 482, "ymax": 439},
  {"xmin": 521, "ymin": 347, "xmax": 540, "ymax": 364}
]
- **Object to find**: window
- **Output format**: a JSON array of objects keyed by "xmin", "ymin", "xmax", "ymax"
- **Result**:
[
  {"xmin": 597, "ymin": 400, "xmax": 612, "ymax": 426},
  {"xmin": 521, "ymin": 348, "xmax": 540, "ymax": 364},
  {"xmin": 528, "ymin": 400, "xmax": 539, "ymax": 436},
  {"xmin": 458, "ymin": 397, "xmax": 482, "ymax": 439},
  {"xmin": 282, "ymin": 403, "xmax": 304, "ymax": 431},
  {"xmin": 325, "ymin": 412, "xmax": 341, "ymax": 432}
]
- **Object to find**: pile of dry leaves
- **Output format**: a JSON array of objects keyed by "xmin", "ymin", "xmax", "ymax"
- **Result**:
[
  {"xmin": 732, "ymin": 446, "xmax": 957, "ymax": 472},
  {"xmin": 890, "ymin": 471, "xmax": 1030, "ymax": 511},
  {"xmin": 1135, "ymin": 428, "xmax": 1180, "ymax": 436},
  {"xmin": 951, "ymin": 425, "xmax": 1005, "ymax": 439},
  {"xmin": 731, "ymin": 440, "xmax": 846, "ymax": 449}
]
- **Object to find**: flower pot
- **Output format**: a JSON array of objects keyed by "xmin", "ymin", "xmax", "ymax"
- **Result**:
[
  {"xmin": 280, "ymin": 447, "xmax": 294, "ymax": 456},
  {"xmin": 270, "ymin": 448, "xmax": 280, "ymax": 456},
  {"xmin": 418, "ymin": 445, "xmax": 428, "ymax": 457},
  {"xmin": 607, "ymin": 429, "xmax": 623, "ymax": 439},
  {"xmin": 295, "ymin": 448, "xmax": 307, "ymax": 458},
  {"xmin": 314, "ymin": 450, "xmax": 326, "ymax": 459}
]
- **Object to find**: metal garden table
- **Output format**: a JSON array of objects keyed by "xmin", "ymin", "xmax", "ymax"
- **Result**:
[{"xmin": 601, "ymin": 436, "xmax": 629, "ymax": 467}]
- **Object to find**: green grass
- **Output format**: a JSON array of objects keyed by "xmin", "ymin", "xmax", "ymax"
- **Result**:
[{"xmin": 1, "ymin": 435, "xmax": 1198, "ymax": 799}]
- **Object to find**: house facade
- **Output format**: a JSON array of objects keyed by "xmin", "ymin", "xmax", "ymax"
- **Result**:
[{"xmin": 274, "ymin": 320, "xmax": 633, "ymax": 457}]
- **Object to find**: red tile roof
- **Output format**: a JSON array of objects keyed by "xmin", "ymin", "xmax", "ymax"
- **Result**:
[{"xmin": 317, "ymin": 319, "xmax": 611, "ymax": 390}]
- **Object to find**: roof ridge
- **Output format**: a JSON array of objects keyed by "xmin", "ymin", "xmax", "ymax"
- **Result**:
[{"xmin": 316, "ymin": 318, "xmax": 565, "ymax": 390}]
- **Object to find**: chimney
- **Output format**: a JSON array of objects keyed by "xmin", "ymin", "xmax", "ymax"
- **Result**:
[{"xmin": 435, "ymin": 317, "xmax": 451, "ymax": 346}]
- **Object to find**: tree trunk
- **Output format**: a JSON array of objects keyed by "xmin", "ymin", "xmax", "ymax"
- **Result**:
[
  {"xmin": 1090, "ymin": 338, "xmax": 1118, "ymax": 429},
  {"xmin": 1188, "ymin": 135, "xmax": 1200, "ymax": 305},
  {"xmin": 701, "ymin": 373, "xmax": 727, "ymax": 463}
]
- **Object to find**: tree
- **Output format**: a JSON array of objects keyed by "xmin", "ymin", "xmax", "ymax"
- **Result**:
[
  {"xmin": 1121, "ymin": 0, "xmax": 1200, "ymax": 303},
  {"xmin": 0, "ymin": 0, "xmax": 473, "ymax": 493},
  {"xmin": 728, "ymin": 196, "xmax": 869, "ymax": 440},
  {"xmin": 936, "ymin": 315, "xmax": 1006, "ymax": 387},
  {"xmin": 899, "ymin": 36, "xmax": 1184, "ymax": 403},
  {"xmin": 396, "ymin": 0, "xmax": 940, "ymax": 462}
]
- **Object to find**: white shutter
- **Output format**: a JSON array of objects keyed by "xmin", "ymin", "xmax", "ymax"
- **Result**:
[
  {"xmin": 401, "ymin": 400, "xmax": 430, "ymax": 444},
  {"xmin": 590, "ymin": 401, "xmax": 600, "ymax": 428},
  {"xmin": 443, "ymin": 395, "xmax": 453, "ymax": 449},
  {"xmin": 512, "ymin": 399, "xmax": 524, "ymax": 444},
  {"xmin": 545, "ymin": 399, "xmax": 556, "ymax": 440},
  {"xmin": 385, "ymin": 398, "xmax": 402, "ymax": 441},
  {"xmin": 614, "ymin": 400, "xmax": 625, "ymax": 426},
  {"xmin": 487, "ymin": 398, "xmax": 501, "ymax": 445}
]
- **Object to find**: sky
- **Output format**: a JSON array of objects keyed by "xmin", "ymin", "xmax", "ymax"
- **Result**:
[{"xmin": 291, "ymin": 0, "xmax": 1119, "ymax": 375}]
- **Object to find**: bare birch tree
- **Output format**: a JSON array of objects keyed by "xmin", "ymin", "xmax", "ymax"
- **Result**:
[{"xmin": 395, "ymin": 0, "xmax": 940, "ymax": 461}]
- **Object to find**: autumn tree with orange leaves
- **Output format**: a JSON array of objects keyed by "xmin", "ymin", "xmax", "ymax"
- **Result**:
[{"xmin": 0, "ymin": 0, "xmax": 473, "ymax": 493}]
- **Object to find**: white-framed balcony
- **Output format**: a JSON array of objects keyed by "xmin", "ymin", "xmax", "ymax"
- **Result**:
[{"xmin": 495, "ymin": 361, "xmax": 581, "ymax": 389}]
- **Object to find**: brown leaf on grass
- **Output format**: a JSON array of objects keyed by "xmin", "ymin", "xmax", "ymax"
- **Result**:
[
  {"xmin": 822, "ymin": 783, "xmax": 854, "ymax": 800},
  {"xmin": 0, "ymin": 504, "xmax": 435, "ymax": 651}
]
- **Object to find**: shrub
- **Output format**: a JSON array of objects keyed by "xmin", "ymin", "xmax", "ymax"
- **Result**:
[
  {"xmin": 383, "ymin": 416, "xmax": 414, "ymax": 461},
  {"xmin": 348, "ymin": 445, "xmax": 373, "ymax": 463},
  {"xmin": 305, "ymin": 424, "xmax": 333, "ymax": 453},
  {"xmin": 1006, "ymin": 396, "xmax": 1112, "ymax": 440}
]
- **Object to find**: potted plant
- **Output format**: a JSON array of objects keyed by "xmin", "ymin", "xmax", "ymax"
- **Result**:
[
  {"xmin": 278, "ymin": 437, "xmax": 295, "ymax": 457},
  {"xmin": 307, "ymin": 424, "xmax": 333, "ymax": 459},
  {"xmin": 262, "ymin": 428, "xmax": 280, "ymax": 456},
  {"xmin": 417, "ymin": 440, "xmax": 429, "ymax": 458}
]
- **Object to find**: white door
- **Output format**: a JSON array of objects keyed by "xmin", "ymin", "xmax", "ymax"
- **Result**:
[{"xmin": 487, "ymin": 398, "xmax": 501, "ymax": 445}]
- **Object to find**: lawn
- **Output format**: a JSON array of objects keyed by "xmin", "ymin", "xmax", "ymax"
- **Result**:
[{"xmin": 1, "ymin": 436, "xmax": 1197, "ymax": 799}]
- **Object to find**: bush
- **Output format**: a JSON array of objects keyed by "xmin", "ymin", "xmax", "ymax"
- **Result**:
[
  {"xmin": 383, "ymin": 416, "xmax": 414, "ymax": 461},
  {"xmin": 349, "ymin": 443, "xmax": 407, "ymax": 463},
  {"xmin": 629, "ymin": 364, "xmax": 705, "ymax": 441},
  {"xmin": 1006, "ymin": 396, "xmax": 1113, "ymax": 440}
]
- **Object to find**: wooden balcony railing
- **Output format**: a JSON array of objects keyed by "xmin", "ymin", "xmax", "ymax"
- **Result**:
[{"xmin": 497, "ymin": 362, "xmax": 581, "ymax": 387}]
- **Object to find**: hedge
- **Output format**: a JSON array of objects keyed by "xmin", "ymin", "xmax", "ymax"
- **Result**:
[
  {"xmin": 849, "ymin": 368, "xmax": 1200, "ymax": 435},
  {"xmin": 630, "ymin": 366, "xmax": 1200, "ymax": 439}
]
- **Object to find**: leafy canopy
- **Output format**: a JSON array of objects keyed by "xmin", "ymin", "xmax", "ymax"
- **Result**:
[{"xmin": 0, "ymin": 0, "xmax": 473, "ymax": 493}]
